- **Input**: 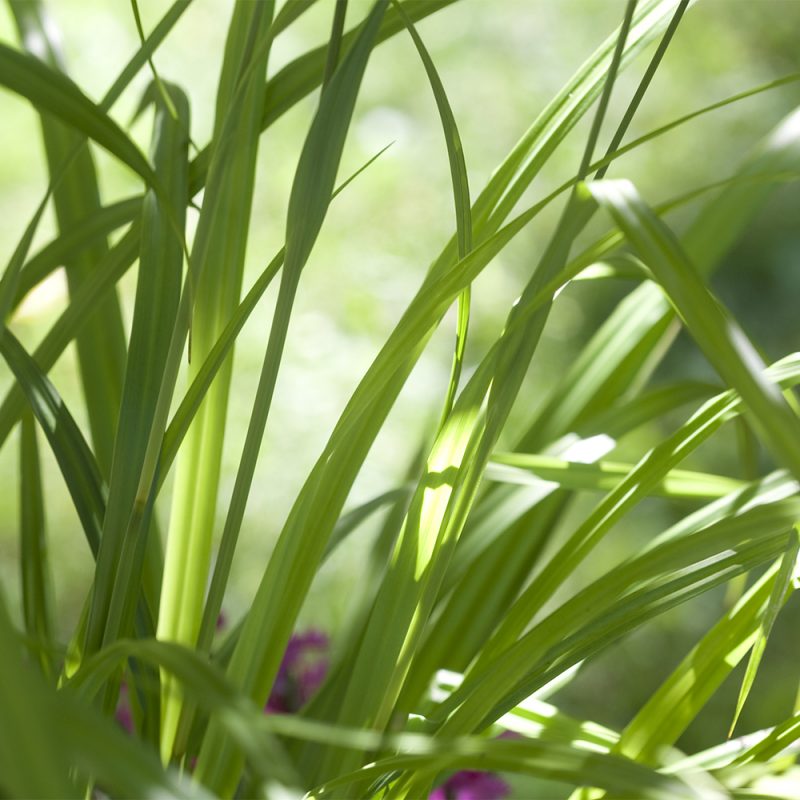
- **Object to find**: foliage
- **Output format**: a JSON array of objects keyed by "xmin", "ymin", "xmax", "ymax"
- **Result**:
[{"xmin": 1, "ymin": 0, "xmax": 800, "ymax": 797}]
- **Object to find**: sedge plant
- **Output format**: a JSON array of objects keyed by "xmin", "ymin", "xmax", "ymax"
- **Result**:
[{"xmin": 1, "ymin": 0, "xmax": 800, "ymax": 798}]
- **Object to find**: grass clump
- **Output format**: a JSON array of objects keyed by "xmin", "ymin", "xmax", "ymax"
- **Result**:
[{"xmin": 1, "ymin": 1, "xmax": 800, "ymax": 798}]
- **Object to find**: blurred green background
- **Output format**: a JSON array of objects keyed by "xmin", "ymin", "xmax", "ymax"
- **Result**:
[{"xmin": 1, "ymin": 0, "xmax": 799, "ymax": 766}]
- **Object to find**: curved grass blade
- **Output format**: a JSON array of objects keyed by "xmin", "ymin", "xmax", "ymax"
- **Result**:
[
  {"xmin": 102, "ymin": 0, "xmax": 192, "ymax": 110},
  {"xmin": 575, "ymin": 380, "xmax": 718, "ymax": 438},
  {"xmin": 402, "ymin": 491, "xmax": 569, "ymax": 712},
  {"xmin": 260, "ymin": 0, "xmax": 457, "ymax": 129},
  {"xmin": 311, "ymin": 737, "xmax": 707, "ymax": 800},
  {"xmin": 65, "ymin": 638, "xmax": 300, "ymax": 789},
  {"xmin": 0, "ymin": 608, "xmax": 210, "ymax": 800},
  {"xmin": 731, "ymin": 710, "xmax": 800, "ymax": 767},
  {"xmin": 471, "ymin": 354, "xmax": 800, "ymax": 674},
  {"xmin": 435, "ymin": 500, "xmax": 800, "ymax": 739},
  {"xmin": 0, "ymin": 194, "xmax": 48, "ymax": 337},
  {"xmin": 0, "ymin": 42, "xmax": 157, "ymax": 187},
  {"xmin": 5, "ymin": 0, "xmax": 189, "ymax": 318},
  {"xmin": 0, "ymin": 330, "xmax": 161, "ymax": 650},
  {"xmin": 431, "ymin": 670, "xmax": 621, "ymax": 750},
  {"xmin": 588, "ymin": 179, "xmax": 800, "ymax": 482},
  {"xmin": 475, "ymin": 0, "xmax": 679, "ymax": 235},
  {"xmin": 10, "ymin": 0, "xmax": 130, "ymax": 477},
  {"xmin": 129, "ymin": 0, "xmax": 180, "ymax": 121},
  {"xmin": 272, "ymin": 0, "xmax": 320, "ymax": 36},
  {"xmin": 57, "ymin": 696, "xmax": 215, "ymax": 800},
  {"xmin": 617, "ymin": 564, "xmax": 785, "ymax": 765},
  {"xmin": 729, "ymin": 527, "xmax": 799, "ymax": 737},
  {"xmin": 0, "ymin": 228, "xmax": 140, "ymax": 451},
  {"xmin": 12, "ymin": 196, "xmax": 140, "ymax": 309},
  {"xmin": 0, "ymin": 330, "xmax": 104, "ymax": 558},
  {"xmin": 392, "ymin": 0, "xmax": 473, "ymax": 422},
  {"xmin": 322, "ymin": 0, "xmax": 348, "ymax": 87}
]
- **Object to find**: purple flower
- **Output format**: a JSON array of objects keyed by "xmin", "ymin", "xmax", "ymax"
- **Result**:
[
  {"xmin": 429, "ymin": 770, "xmax": 510, "ymax": 800},
  {"xmin": 115, "ymin": 682, "xmax": 133, "ymax": 733},
  {"xmin": 266, "ymin": 630, "xmax": 329, "ymax": 713}
]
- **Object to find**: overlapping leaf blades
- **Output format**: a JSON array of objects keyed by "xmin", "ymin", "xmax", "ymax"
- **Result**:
[{"xmin": 2, "ymin": 0, "xmax": 800, "ymax": 798}]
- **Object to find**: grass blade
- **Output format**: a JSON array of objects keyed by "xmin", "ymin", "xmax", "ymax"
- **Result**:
[
  {"xmin": 157, "ymin": 0, "xmax": 277, "ymax": 762},
  {"xmin": 392, "ymin": 0, "xmax": 473, "ymax": 421},
  {"xmin": 471, "ymin": 354, "xmax": 800, "ymax": 677},
  {"xmin": 1, "ymin": 330, "xmax": 105, "ymax": 558},
  {"xmin": 619, "ymin": 565, "xmax": 786, "ymax": 764},
  {"xmin": 10, "ymin": 0, "xmax": 129, "ymax": 476},
  {"xmin": 588, "ymin": 178, "xmax": 800, "ymax": 481},
  {"xmin": 313, "ymin": 737, "xmax": 707, "ymax": 800},
  {"xmin": 195, "ymin": 2, "xmax": 391, "ymax": 790},
  {"xmin": 0, "ymin": 596, "xmax": 76, "ymax": 798},
  {"xmin": 729, "ymin": 527, "xmax": 799, "ymax": 736},
  {"xmin": 435, "ymin": 499, "xmax": 800, "ymax": 738},
  {"xmin": 0, "ymin": 41, "xmax": 157, "ymax": 187},
  {"xmin": 85, "ymin": 84, "xmax": 190, "ymax": 657},
  {"xmin": 19, "ymin": 410, "xmax": 54, "ymax": 678},
  {"xmin": 12, "ymin": 196, "xmax": 140, "ymax": 309},
  {"xmin": 487, "ymin": 453, "xmax": 746, "ymax": 500}
]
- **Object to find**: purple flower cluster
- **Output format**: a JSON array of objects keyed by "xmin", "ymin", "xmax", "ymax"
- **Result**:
[
  {"xmin": 429, "ymin": 770, "xmax": 511, "ymax": 800},
  {"xmin": 265, "ymin": 629, "xmax": 330, "ymax": 714},
  {"xmin": 115, "ymin": 623, "xmax": 510, "ymax": 800}
]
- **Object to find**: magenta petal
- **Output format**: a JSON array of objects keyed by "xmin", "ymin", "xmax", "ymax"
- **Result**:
[
  {"xmin": 266, "ymin": 629, "xmax": 330, "ymax": 714},
  {"xmin": 115, "ymin": 684, "xmax": 133, "ymax": 733},
  {"xmin": 429, "ymin": 770, "xmax": 511, "ymax": 800}
]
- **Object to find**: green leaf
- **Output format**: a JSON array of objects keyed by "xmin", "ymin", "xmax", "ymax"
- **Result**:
[
  {"xmin": 259, "ymin": 0, "xmax": 458, "ymax": 129},
  {"xmin": 0, "ymin": 41, "xmax": 157, "ymax": 187},
  {"xmin": 434, "ymin": 498, "xmax": 800, "ymax": 739},
  {"xmin": 487, "ymin": 452, "xmax": 745, "ymax": 500},
  {"xmin": 312, "ymin": 736, "xmax": 707, "ymax": 800},
  {"xmin": 587, "ymin": 178, "xmax": 800, "ymax": 483},
  {"xmin": 157, "ymin": 0, "xmax": 277, "ymax": 762},
  {"xmin": 322, "ymin": 0, "xmax": 348, "ymax": 87},
  {"xmin": 0, "ymin": 193, "xmax": 48, "ymax": 335},
  {"xmin": 86, "ymin": 84, "xmax": 190, "ymax": 656},
  {"xmin": 0, "ymin": 330, "xmax": 160, "ymax": 651},
  {"xmin": 0, "ymin": 330, "xmax": 105, "ymax": 558},
  {"xmin": 431, "ymin": 670, "xmax": 621, "ymax": 752},
  {"xmin": 729, "ymin": 527, "xmax": 799, "ymax": 737},
  {"xmin": 65, "ymin": 638, "xmax": 300, "ymax": 789},
  {"xmin": 10, "ymin": 0, "xmax": 129, "ymax": 478},
  {"xmin": 618, "ymin": 563, "xmax": 786, "ymax": 764},
  {"xmin": 19, "ymin": 410, "xmax": 54, "ymax": 678},
  {"xmin": 12, "ymin": 196, "xmax": 140, "ymax": 309},
  {"xmin": 0, "ymin": 229, "xmax": 140, "ymax": 452},
  {"xmin": 195, "ymin": 3, "xmax": 391, "ymax": 791},
  {"xmin": 392, "ymin": 0, "xmax": 473, "ymax": 421},
  {"xmin": 472, "ymin": 354, "xmax": 800, "ymax": 673},
  {"xmin": 0, "ymin": 596, "xmax": 77, "ymax": 798}
]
